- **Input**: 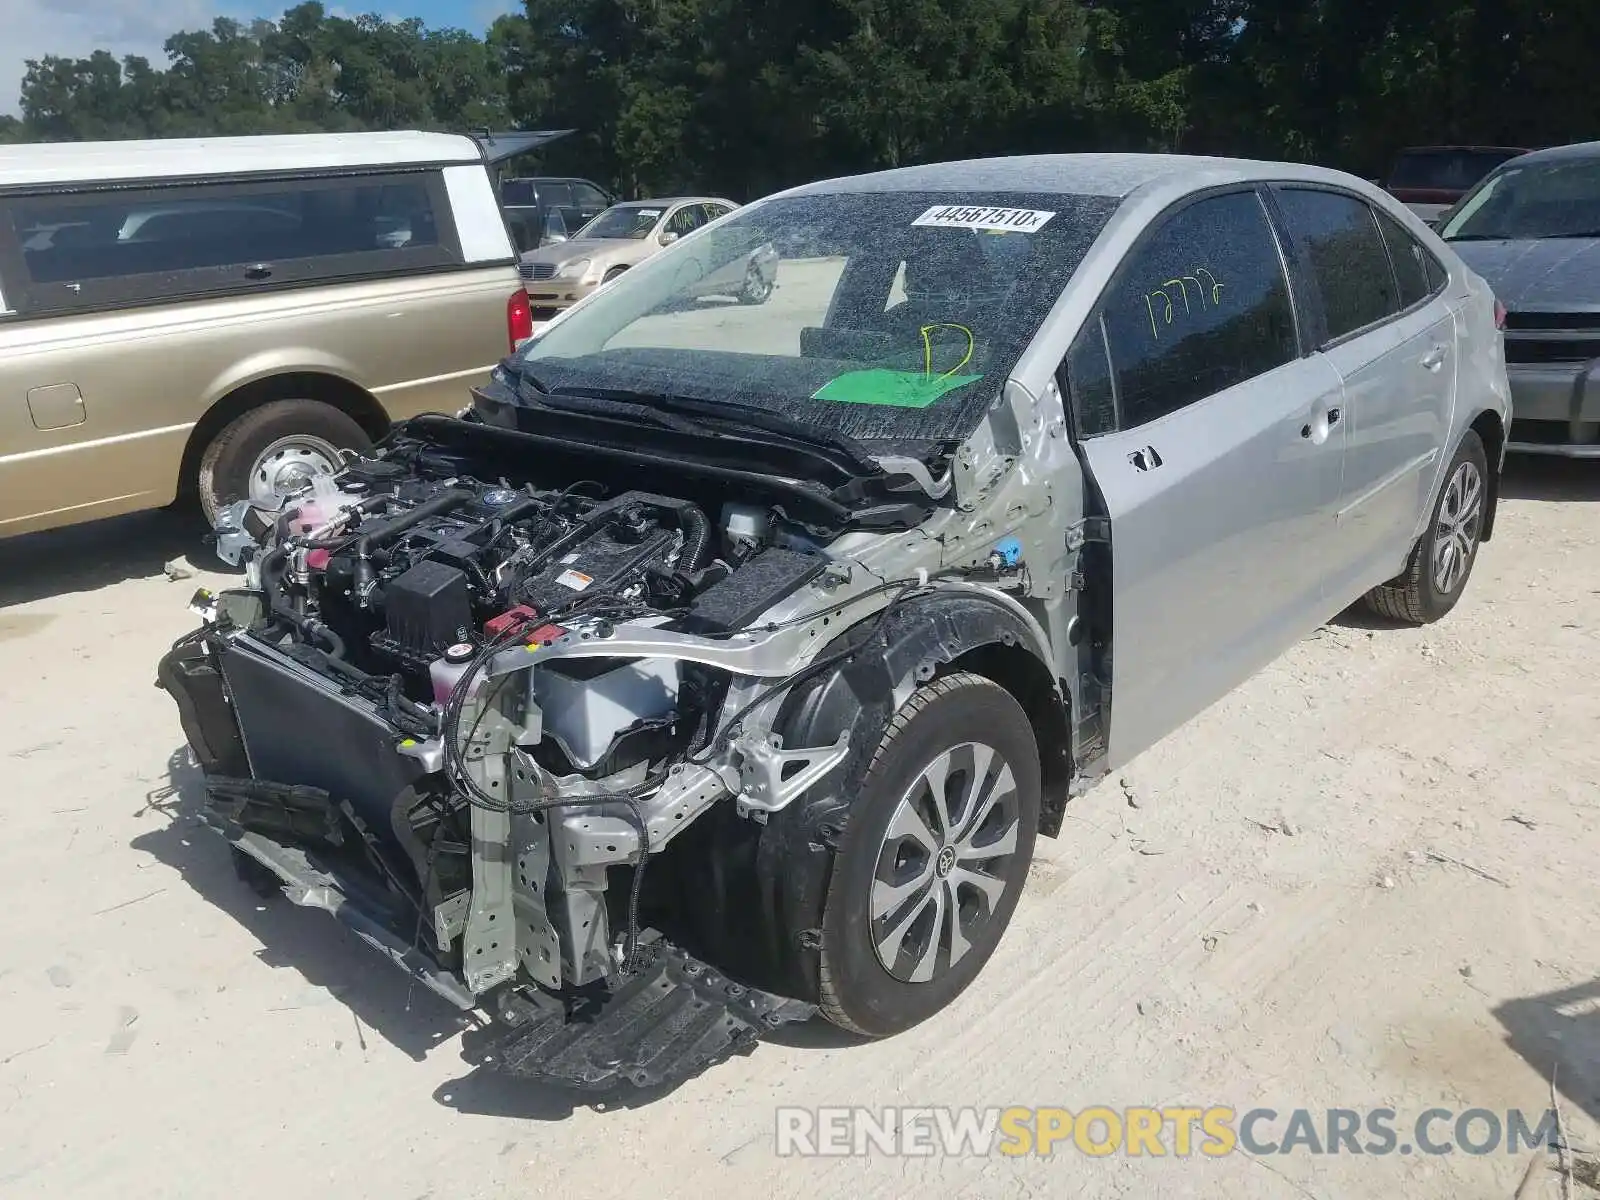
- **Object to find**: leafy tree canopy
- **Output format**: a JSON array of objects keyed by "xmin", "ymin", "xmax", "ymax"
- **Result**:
[{"xmin": 5, "ymin": 0, "xmax": 1593, "ymax": 198}]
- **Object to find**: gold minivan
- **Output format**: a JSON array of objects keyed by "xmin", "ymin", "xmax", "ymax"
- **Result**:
[{"xmin": 0, "ymin": 131, "xmax": 533, "ymax": 537}]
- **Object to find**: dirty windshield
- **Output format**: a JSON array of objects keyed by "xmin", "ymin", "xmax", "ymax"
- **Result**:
[
  {"xmin": 578, "ymin": 204, "xmax": 666, "ymax": 240},
  {"xmin": 1441, "ymin": 155, "xmax": 1600, "ymax": 241},
  {"xmin": 515, "ymin": 190, "xmax": 1119, "ymax": 441}
]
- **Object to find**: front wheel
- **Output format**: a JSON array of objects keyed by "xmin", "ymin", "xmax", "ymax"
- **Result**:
[
  {"xmin": 1362, "ymin": 428, "xmax": 1488, "ymax": 624},
  {"xmin": 817, "ymin": 672, "xmax": 1040, "ymax": 1037}
]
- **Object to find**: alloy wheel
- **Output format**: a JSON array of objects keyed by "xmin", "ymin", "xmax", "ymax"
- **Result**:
[
  {"xmin": 869, "ymin": 741, "xmax": 1024, "ymax": 984},
  {"xmin": 1432, "ymin": 459, "xmax": 1484, "ymax": 595}
]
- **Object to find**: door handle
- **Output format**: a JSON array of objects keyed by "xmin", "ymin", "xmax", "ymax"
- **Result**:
[
  {"xmin": 244, "ymin": 263, "xmax": 274, "ymax": 281},
  {"xmin": 1420, "ymin": 345, "xmax": 1447, "ymax": 370},
  {"xmin": 1300, "ymin": 407, "xmax": 1339, "ymax": 443},
  {"xmin": 1127, "ymin": 445, "xmax": 1163, "ymax": 472}
]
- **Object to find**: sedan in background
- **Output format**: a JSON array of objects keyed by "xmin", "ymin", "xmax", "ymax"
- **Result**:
[
  {"xmin": 518, "ymin": 197, "xmax": 744, "ymax": 320},
  {"xmin": 1441, "ymin": 140, "xmax": 1600, "ymax": 456}
]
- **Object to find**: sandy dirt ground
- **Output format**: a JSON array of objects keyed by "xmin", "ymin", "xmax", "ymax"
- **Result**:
[{"xmin": 1, "ymin": 457, "xmax": 1597, "ymax": 1200}]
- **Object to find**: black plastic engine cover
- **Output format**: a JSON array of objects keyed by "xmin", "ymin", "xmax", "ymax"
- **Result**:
[
  {"xmin": 514, "ymin": 525, "xmax": 675, "ymax": 614},
  {"xmin": 384, "ymin": 559, "xmax": 472, "ymax": 656}
]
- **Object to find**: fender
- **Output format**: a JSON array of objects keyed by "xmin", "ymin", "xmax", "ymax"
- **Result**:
[{"xmin": 732, "ymin": 589, "xmax": 1066, "ymax": 1002}]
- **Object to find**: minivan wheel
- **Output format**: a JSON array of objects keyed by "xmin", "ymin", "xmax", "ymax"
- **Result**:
[
  {"xmin": 816, "ymin": 672, "xmax": 1040, "ymax": 1037},
  {"xmin": 1362, "ymin": 429, "xmax": 1488, "ymax": 625},
  {"xmin": 197, "ymin": 399, "xmax": 371, "ymax": 524}
]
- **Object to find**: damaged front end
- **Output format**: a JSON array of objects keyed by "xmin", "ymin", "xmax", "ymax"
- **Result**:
[{"xmin": 158, "ymin": 403, "xmax": 1045, "ymax": 1087}]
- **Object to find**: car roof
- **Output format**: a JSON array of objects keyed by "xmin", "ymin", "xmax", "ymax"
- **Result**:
[
  {"xmin": 616, "ymin": 196, "xmax": 733, "ymax": 206},
  {"xmin": 775, "ymin": 153, "xmax": 1375, "ymax": 201},
  {"xmin": 0, "ymin": 131, "xmax": 486, "ymax": 190}
]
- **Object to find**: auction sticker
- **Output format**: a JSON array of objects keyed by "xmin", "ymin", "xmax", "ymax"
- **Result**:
[
  {"xmin": 912, "ymin": 205, "xmax": 1055, "ymax": 233},
  {"xmin": 555, "ymin": 569, "xmax": 593, "ymax": 591}
]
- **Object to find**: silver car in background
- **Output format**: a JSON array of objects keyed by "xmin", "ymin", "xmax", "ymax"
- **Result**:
[{"xmin": 162, "ymin": 153, "xmax": 1509, "ymax": 1086}]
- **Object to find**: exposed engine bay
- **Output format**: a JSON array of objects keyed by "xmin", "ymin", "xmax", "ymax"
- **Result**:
[{"xmin": 157, "ymin": 406, "xmax": 1049, "ymax": 1088}]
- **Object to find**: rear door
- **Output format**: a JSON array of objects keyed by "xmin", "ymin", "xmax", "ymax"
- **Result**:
[
  {"xmin": 1270, "ymin": 187, "xmax": 1456, "ymax": 600},
  {"xmin": 1066, "ymin": 187, "xmax": 1348, "ymax": 767}
]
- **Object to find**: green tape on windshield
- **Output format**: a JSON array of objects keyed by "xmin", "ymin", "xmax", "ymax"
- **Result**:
[{"xmin": 812, "ymin": 369, "xmax": 983, "ymax": 409}]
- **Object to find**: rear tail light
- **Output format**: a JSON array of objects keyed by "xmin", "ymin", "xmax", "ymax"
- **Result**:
[
  {"xmin": 507, "ymin": 288, "xmax": 534, "ymax": 350},
  {"xmin": 1493, "ymin": 298, "xmax": 1507, "ymax": 330}
]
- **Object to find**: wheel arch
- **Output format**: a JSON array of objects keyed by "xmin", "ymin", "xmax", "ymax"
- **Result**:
[
  {"xmin": 727, "ymin": 590, "xmax": 1068, "ymax": 1002},
  {"xmin": 1468, "ymin": 408, "xmax": 1505, "ymax": 543},
  {"xmin": 175, "ymin": 372, "xmax": 389, "ymax": 503}
]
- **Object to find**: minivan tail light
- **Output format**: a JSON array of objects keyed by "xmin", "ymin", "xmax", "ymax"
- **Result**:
[
  {"xmin": 1493, "ymin": 298, "xmax": 1507, "ymax": 330},
  {"xmin": 508, "ymin": 288, "xmax": 534, "ymax": 350}
]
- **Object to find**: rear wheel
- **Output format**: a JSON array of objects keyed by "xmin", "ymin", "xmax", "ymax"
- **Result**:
[
  {"xmin": 1363, "ymin": 429, "xmax": 1488, "ymax": 624},
  {"xmin": 197, "ymin": 399, "xmax": 371, "ymax": 523},
  {"xmin": 816, "ymin": 672, "xmax": 1039, "ymax": 1037}
]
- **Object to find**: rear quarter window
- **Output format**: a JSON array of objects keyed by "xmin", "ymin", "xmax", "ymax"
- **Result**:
[{"xmin": 1374, "ymin": 208, "xmax": 1444, "ymax": 308}]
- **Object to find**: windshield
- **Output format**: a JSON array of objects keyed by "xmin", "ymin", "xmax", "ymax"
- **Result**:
[
  {"xmin": 516, "ymin": 190, "xmax": 1119, "ymax": 442},
  {"xmin": 1441, "ymin": 156, "xmax": 1600, "ymax": 241},
  {"xmin": 576, "ymin": 205, "xmax": 666, "ymax": 241},
  {"xmin": 1389, "ymin": 149, "xmax": 1521, "ymax": 192}
]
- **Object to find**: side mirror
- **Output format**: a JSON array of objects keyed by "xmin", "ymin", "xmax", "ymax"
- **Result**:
[{"xmin": 659, "ymin": 231, "xmax": 679, "ymax": 246}]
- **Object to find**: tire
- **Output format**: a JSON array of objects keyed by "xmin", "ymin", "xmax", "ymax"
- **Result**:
[
  {"xmin": 816, "ymin": 672, "xmax": 1040, "ymax": 1037},
  {"xmin": 602, "ymin": 266, "xmax": 628, "ymax": 283},
  {"xmin": 1362, "ymin": 429, "xmax": 1488, "ymax": 625},
  {"xmin": 197, "ymin": 399, "xmax": 371, "ymax": 524}
]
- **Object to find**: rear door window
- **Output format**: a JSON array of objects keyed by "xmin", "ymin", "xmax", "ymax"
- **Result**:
[
  {"xmin": 1273, "ymin": 187, "xmax": 1399, "ymax": 341},
  {"xmin": 1083, "ymin": 189, "xmax": 1299, "ymax": 433},
  {"xmin": 0, "ymin": 171, "xmax": 461, "ymax": 316}
]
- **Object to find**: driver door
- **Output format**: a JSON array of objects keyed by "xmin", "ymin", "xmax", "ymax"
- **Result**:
[{"xmin": 1065, "ymin": 187, "xmax": 1349, "ymax": 767}]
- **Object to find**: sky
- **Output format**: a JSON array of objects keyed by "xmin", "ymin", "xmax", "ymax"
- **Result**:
[{"xmin": 0, "ymin": 0, "xmax": 499, "ymax": 117}]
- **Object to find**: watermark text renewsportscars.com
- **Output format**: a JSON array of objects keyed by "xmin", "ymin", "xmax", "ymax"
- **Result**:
[{"xmin": 775, "ymin": 1106, "xmax": 1560, "ymax": 1158}]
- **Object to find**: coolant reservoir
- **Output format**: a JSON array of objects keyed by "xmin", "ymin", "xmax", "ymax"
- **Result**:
[
  {"xmin": 430, "ymin": 642, "xmax": 480, "ymax": 706},
  {"xmin": 287, "ymin": 475, "xmax": 365, "ymax": 536}
]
